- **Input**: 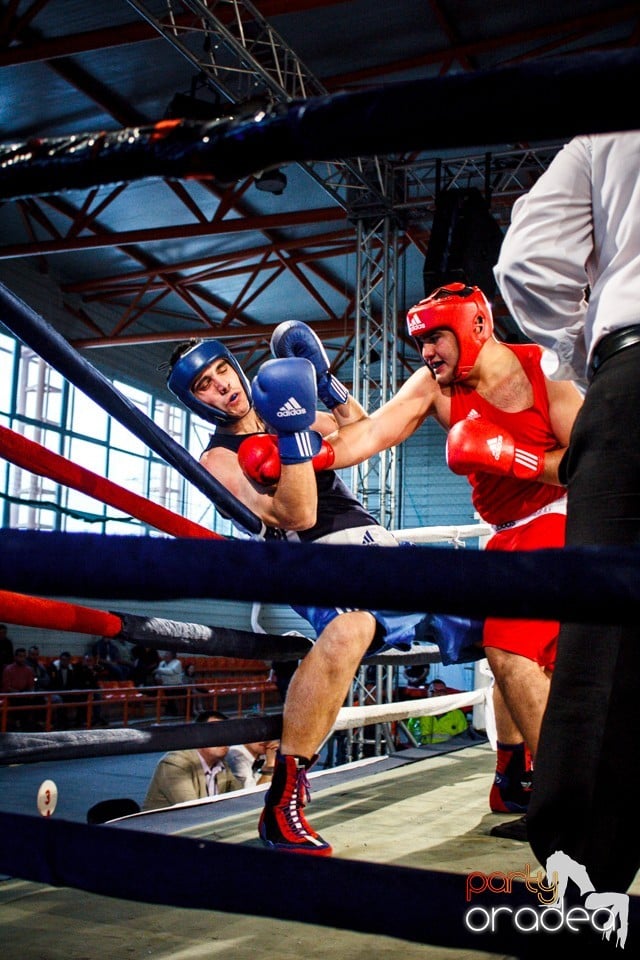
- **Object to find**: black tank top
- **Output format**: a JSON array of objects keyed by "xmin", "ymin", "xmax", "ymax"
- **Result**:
[{"xmin": 204, "ymin": 431, "xmax": 379, "ymax": 542}]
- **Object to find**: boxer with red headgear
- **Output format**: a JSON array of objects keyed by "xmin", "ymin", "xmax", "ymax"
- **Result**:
[
  {"xmin": 328, "ymin": 284, "xmax": 583, "ymax": 836},
  {"xmin": 406, "ymin": 282, "xmax": 494, "ymax": 382}
]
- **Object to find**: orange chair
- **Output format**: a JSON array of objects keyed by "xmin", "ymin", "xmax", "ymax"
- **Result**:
[{"xmin": 98, "ymin": 680, "xmax": 147, "ymax": 724}]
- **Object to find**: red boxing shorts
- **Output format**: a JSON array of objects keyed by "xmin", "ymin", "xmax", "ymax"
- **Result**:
[{"xmin": 482, "ymin": 510, "xmax": 566, "ymax": 670}]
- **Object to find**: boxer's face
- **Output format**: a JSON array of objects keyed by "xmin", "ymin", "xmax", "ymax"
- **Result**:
[
  {"xmin": 416, "ymin": 328, "xmax": 459, "ymax": 385},
  {"xmin": 192, "ymin": 357, "xmax": 250, "ymax": 419}
]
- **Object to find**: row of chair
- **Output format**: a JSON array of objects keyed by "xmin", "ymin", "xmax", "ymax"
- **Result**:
[{"xmin": 0, "ymin": 676, "xmax": 279, "ymax": 731}]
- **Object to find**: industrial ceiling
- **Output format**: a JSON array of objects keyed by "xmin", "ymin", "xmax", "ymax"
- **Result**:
[{"xmin": 0, "ymin": 1, "xmax": 638, "ymax": 401}]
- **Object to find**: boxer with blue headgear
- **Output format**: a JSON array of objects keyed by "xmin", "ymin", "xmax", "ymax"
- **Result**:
[{"xmin": 167, "ymin": 339, "xmax": 252, "ymax": 426}]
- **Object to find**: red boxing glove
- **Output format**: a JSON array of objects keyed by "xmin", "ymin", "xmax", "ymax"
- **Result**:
[
  {"xmin": 238, "ymin": 434, "xmax": 281, "ymax": 485},
  {"xmin": 312, "ymin": 438, "xmax": 335, "ymax": 472},
  {"xmin": 446, "ymin": 418, "xmax": 544, "ymax": 480},
  {"xmin": 238, "ymin": 434, "xmax": 335, "ymax": 485}
]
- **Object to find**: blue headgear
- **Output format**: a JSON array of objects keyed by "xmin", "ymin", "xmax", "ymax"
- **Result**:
[{"xmin": 167, "ymin": 340, "xmax": 252, "ymax": 426}]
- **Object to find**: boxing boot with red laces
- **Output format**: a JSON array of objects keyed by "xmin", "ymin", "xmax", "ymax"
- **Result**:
[
  {"xmin": 258, "ymin": 752, "xmax": 333, "ymax": 856},
  {"xmin": 489, "ymin": 741, "xmax": 533, "ymax": 814}
]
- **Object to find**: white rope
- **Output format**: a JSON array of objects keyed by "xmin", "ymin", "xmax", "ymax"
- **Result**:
[
  {"xmin": 391, "ymin": 523, "xmax": 491, "ymax": 544},
  {"xmin": 332, "ymin": 686, "xmax": 489, "ymax": 730}
]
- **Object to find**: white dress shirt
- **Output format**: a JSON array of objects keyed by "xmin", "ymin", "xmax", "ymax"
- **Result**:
[
  {"xmin": 226, "ymin": 744, "xmax": 259, "ymax": 789},
  {"xmin": 154, "ymin": 657, "xmax": 184, "ymax": 685},
  {"xmin": 494, "ymin": 131, "xmax": 640, "ymax": 385},
  {"xmin": 201, "ymin": 758, "xmax": 225, "ymax": 796}
]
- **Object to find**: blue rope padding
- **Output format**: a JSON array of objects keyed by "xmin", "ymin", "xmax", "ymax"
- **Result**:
[
  {"xmin": 0, "ymin": 283, "xmax": 262, "ymax": 535},
  {"xmin": 0, "ymin": 49, "xmax": 639, "ymax": 199},
  {"xmin": 2, "ymin": 811, "xmax": 635, "ymax": 955},
  {"xmin": 1, "ymin": 529, "xmax": 639, "ymax": 625}
]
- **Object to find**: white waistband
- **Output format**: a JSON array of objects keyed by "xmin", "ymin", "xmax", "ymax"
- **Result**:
[{"xmin": 491, "ymin": 496, "xmax": 567, "ymax": 534}]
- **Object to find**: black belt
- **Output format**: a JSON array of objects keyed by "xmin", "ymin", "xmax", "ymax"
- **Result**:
[{"xmin": 590, "ymin": 324, "xmax": 640, "ymax": 379}]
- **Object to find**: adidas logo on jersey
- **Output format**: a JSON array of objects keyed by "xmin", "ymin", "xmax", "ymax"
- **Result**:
[
  {"xmin": 486, "ymin": 434, "xmax": 503, "ymax": 460},
  {"xmin": 467, "ymin": 408, "xmax": 482, "ymax": 420},
  {"xmin": 276, "ymin": 396, "xmax": 307, "ymax": 418}
]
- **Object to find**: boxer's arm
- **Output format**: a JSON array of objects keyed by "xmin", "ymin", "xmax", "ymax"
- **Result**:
[
  {"xmin": 325, "ymin": 367, "xmax": 440, "ymax": 469},
  {"xmin": 543, "ymin": 377, "xmax": 584, "ymax": 484},
  {"xmin": 200, "ymin": 444, "xmax": 318, "ymax": 531},
  {"xmin": 271, "ymin": 319, "xmax": 368, "ymax": 428},
  {"xmin": 501, "ymin": 377, "xmax": 583, "ymax": 487},
  {"xmin": 309, "ymin": 398, "xmax": 368, "ymax": 443}
]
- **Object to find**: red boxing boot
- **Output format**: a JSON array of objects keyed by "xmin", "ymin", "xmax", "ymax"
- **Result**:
[
  {"xmin": 259, "ymin": 752, "xmax": 333, "ymax": 856},
  {"xmin": 490, "ymin": 741, "xmax": 533, "ymax": 814}
]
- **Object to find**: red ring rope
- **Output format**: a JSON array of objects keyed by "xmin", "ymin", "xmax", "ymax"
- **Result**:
[
  {"xmin": 0, "ymin": 589, "xmax": 122, "ymax": 636},
  {"xmin": 0, "ymin": 424, "xmax": 221, "ymax": 540}
]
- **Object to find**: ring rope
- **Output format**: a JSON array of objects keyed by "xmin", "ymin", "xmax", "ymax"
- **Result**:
[
  {"xmin": 5, "ymin": 807, "xmax": 625, "ymax": 957},
  {"xmin": 393, "ymin": 523, "xmax": 491, "ymax": 544},
  {"xmin": 1, "ymin": 528, "xmax": 637, "ymax": 625},
  {"xmin": 0, "ymin": 49, "xmax": 638, "ymax": 200},
  {"xmin": 0, "ymin": 690, "xmax": 483, "ymax": 765},
  {"xmin": 0, "ymin": 588, "xmax": 122, "ymax": 637},
  {"xmin": 0, "ymin": 424, "xmax": 222, "ymax": 540},
  {"xmin": 0, "ymin": 588, "xmax": 444, "ymax": 666},
  {"xmin": 0, "ymin": 282, "xmax": 263, "ymax": 535},
  {"xmin": 0, "ymin": 589, "xmax": 314, "ymax": 660},
  {"xmin": 333, "ymin": 689, "xmax": 487, "ymax": 730}
]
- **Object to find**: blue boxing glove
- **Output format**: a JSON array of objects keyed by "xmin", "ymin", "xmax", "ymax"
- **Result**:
[
  {"xmin": 251, "ymin": 357, "xmax": 322, "ymax": 464},
  {"xmin": 271, "ymin": 320, "xmax": 349, "ymax": 410}
]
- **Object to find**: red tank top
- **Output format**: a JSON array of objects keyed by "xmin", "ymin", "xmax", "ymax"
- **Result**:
[{"xmin": 450, "ymin": 343, "xmax": 565, "ymax": 526}]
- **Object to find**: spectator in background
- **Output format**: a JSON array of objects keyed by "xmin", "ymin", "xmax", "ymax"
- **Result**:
[
  {"xmin": 153, "ymin": 649, "xmax": 184, "ymax": 717},
  {"xmin": 25, "ymin": 643, "xmax": 58, "ymax": 728},
  {"xmin": 93, "ymin": 636, "xmax": 127, "ymax": 680},
  {"xmin": 25, "ymin": 644, "xmax": 51, "ymax": 691},
  {"xmin": 48, "ymin": 651, "xmax": 82, "ymax": 728},
  {"xmin": 0, "ymin": 624, "xmax": 14, "ymax": 673},
  {"xmin": 131, "ymin": 644, "xmax": 160, "ymax": 687},
  {"xmin": 402, "ymin": 663, "xmax": 431, "ymax": 691},
  {"xmin": 181, "ymin": 661, "xmax": 208, "ymax": 715},
  {"xmin": 406, "ymin": 676, "xmax": 468, "ymax": 747},
  {"xmin": 2, "ymin": 647, "xmax": 35, "ymax": 694},
  {"xmin": 142, "ymin": 710, "xmax": 241, "ymax": 810},
  {"xmin": 109, "ymin": 636, "xmax": 135, "ymax": 678},
  {"xmin": 75, "ymin": 652, "xmax": 108, "ymax": 727},
  {"xmin": 2, "ymin": 647, "xmax": 38, "ymax": 730},
  {"xmin": 227, "ymin": 719, "xmax": 280, "ymax": 789}
]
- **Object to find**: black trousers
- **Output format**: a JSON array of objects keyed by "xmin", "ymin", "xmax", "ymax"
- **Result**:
[{"xmin": 528, "ymin": 342, "xmax": 640, "ymax": 892}]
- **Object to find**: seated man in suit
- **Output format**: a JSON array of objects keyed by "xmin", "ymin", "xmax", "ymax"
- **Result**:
[{"xmin": 142, "ymin": 710, "xmax": 241, "ymax": 811}]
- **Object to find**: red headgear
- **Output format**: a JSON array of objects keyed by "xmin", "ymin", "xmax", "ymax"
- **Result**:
[{"xmin": 406, "ymin": 283, "xmax": 494, "ymax": 381}]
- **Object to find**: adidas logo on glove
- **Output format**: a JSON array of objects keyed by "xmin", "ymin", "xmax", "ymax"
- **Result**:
[
  {"xmin": 486, "ymin": 435, "xmax": 504, "ymax": 461},
  {"xmin": 276, "ymin": 396, "xmax": 307, "ymax": 418}
]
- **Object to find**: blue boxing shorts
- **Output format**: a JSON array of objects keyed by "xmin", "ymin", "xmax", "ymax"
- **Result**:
[
  {"xmin": 291, "ymin": 603, "xmax": 427, "ymax": 656},
  {"xmin": 291, "ymin": 523, "xmax": 426, "ymax": 655}
]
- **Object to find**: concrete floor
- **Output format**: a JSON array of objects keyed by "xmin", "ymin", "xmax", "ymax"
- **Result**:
[{"xmin": 1, "ymin": 738, "xmax": 638, "ymax": 959}]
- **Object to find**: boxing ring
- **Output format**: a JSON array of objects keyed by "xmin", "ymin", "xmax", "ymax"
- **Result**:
[{"xmin": 2, "ymin": 47, "xmax": 640, "ymax": 958}]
